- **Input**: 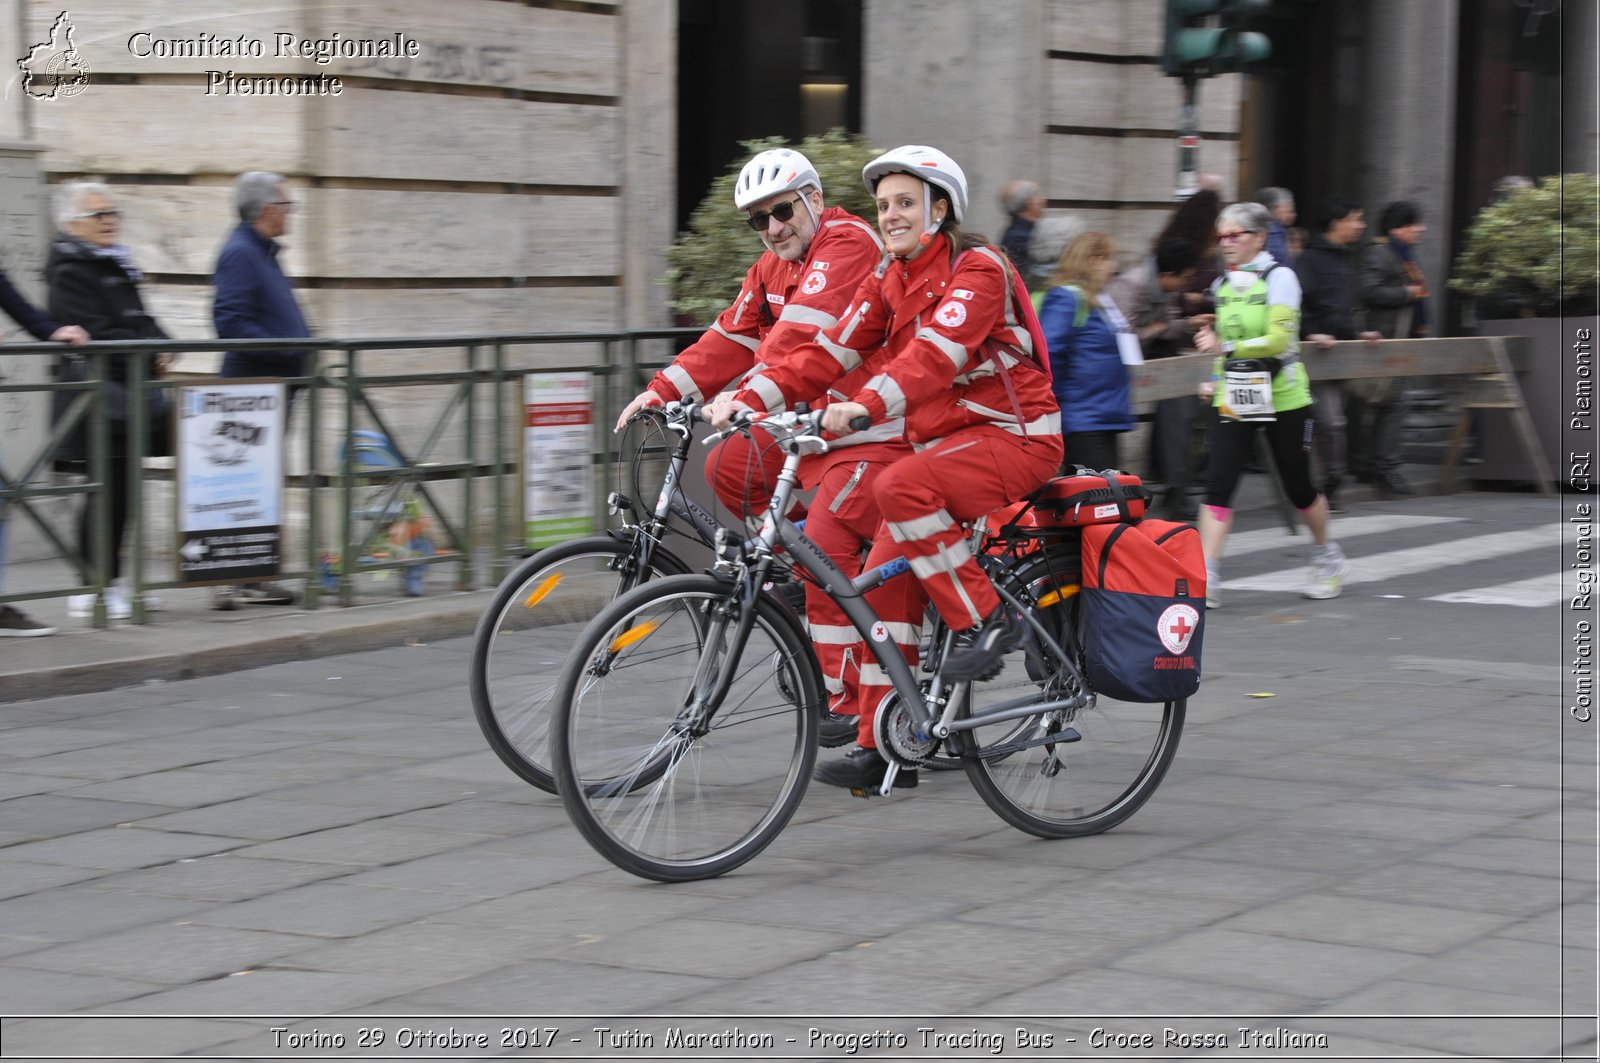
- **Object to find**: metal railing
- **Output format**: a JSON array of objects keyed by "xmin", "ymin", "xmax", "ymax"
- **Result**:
[
  {"xmin": 0, "ymin": 329, "xmax": 1537, "ymax": 625},
  {"xmin": 0, "ymin": 329, "xmax": 699, "ymax": 625}
]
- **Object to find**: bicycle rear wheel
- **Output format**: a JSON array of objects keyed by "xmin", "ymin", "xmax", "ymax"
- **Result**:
[
  {"xmin": 958, "ymin": 546, "xmax": 1186, "ymax": 838},
  {"xmin": 470, "ymin": 536, "xmax": 689, "ymax": 792},
  {"xmin": 551, "ymin": 574, "xmax": 822, "ymax": 882}
]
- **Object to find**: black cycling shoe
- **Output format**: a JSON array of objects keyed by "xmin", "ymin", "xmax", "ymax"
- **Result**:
[
  {"xmin": 813, "ymin": 745, "xmax": 918, "ymax": 792},
  {"xmin": 819, "ymin": 711, "xmax": 857, "ymax": 749},
  {"xmin": 942, "ymin": 605, "xmax": 1024, "ymax": 683}
]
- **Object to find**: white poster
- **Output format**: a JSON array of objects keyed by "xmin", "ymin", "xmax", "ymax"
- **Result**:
[
  {"xmin": 524, "ymin": 372, "xmax": 593, "ymax": 549},
  {"xmin": 175, "ymin": 381, "xmax": 286, "ymax": 583}
]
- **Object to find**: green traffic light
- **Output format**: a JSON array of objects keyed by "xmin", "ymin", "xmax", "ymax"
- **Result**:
[
  {"xmin": 1223, "ymin": 29, "xmax": 1271, "ymax": 65},
  {"xmin": 1172, "ymin": 27, "xmax": 1225, "ymax": 65}
]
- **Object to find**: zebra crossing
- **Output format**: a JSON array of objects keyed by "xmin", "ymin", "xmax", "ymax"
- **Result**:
[{"xmin": 1216, "ymin": 512, "xmax": 1578, "ymax": 608}]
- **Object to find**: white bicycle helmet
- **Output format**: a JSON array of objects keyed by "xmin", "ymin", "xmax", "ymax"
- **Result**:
[
  {"xmin": 734, "ymin": 148, "xmax": 822, "ymax": 210},
  {"xmin": 862, "ymin": 144, "xmax": 969, "ymax": 224}
]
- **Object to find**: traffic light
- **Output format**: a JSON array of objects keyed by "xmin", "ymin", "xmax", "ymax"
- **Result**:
[{"xmin": 1162, "ymin": 0, "xmax": 1273, "ymax": 78}]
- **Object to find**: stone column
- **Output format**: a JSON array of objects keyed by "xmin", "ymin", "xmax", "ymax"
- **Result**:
[
  {"xmin": 621, "ymin": 0, "xmax": 676, "ymax": 333},
  {"xmin": 1361, "ymin": 0, "xmax": 1459, "ymax": 304},
  {"xmin": 863, "ymin": 0, "xmax": 1046, "ymax": 240}
]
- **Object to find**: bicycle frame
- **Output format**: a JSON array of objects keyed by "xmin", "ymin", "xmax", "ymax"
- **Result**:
[{"xmin": 711, "ymin": 413, "xmax": 1093, "ymax": 791}]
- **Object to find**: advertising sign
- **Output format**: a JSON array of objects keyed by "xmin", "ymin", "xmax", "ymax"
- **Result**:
[
  {"xmin": 175, "ymin": 381, "xmax": 286, "ymax": 583},
  {"xmin": 524, "ymin": 372, "xmax": 593, "ymax": 549}
]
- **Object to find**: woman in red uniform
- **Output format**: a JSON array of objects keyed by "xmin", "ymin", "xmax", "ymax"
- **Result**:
[{"xmin": 722, "ymin": 145, "xmax": 1062, "ymax": 791}]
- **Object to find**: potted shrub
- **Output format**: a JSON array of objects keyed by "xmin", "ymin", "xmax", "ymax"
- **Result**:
[
  {"xmin": 1451, "ymin": 172, "xmax": 1598, "ymax": 319},
  {"xmin": 664, "ymin": 129, "xmax": 880, "ymax": 326},
  {"xmin": 1447, "ymin": 173, "xmax": 1599, "ymax": 484}
]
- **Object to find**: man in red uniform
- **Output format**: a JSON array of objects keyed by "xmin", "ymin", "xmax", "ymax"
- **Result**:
[
  {"xmin": 723, "ymin": 145, "xmax": 1062, "ymax": 791},
  {"xmin": 618, "ymin": 148, "xmax": 909, "ymax": 747}
]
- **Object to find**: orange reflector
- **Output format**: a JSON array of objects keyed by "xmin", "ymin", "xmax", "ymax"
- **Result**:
[
  {"xmin": 1035, "ymin": 584, "xmax": 1080, "ymax": 608},
  {"xmin": 524, "ymin": 573, "xmax": 562, "ymax": 608},
  {"xmin": 609, "ymin": 620, "xmax": 659, "ymax": 653}
]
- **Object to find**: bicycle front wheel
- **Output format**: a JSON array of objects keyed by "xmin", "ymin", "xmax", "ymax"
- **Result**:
[
  {"xmin": 470, "ymin": 536, "xmax": 689, "ymax": 792},
  {"xmin": 958, "ymin": 546, "xmax": 1186, "ymax": 838},
  {"xmin": 550, "ymin": 574, "xmax": 822, "ymax": 882}
]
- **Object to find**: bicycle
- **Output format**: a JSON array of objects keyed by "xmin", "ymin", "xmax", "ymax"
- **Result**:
[
  {"xmin": 469, "ymin": 402, "xmax": 812, "ymax": 793},
  {"xmin": 548, "ymin": 409, "xmax": 1189, "ymax": 882}
]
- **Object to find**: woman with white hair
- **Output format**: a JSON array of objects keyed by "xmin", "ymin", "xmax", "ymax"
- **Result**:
[
  {"xmin": 1194, "ymin": 200, "xmax": 1346, "ymax": 609},
  {"xmin": 47, "ymin": 182, "xmax": 170, "ymax": 621}
]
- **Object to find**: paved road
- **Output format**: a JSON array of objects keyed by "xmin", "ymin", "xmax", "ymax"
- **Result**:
[{"xmin": 0, "ymin": 488, "xmax": 1593, "ymax": 1061}]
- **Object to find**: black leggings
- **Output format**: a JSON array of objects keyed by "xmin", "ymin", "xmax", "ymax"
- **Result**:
[
  {"xmin": 1203, "ymin": 405, "xmax": 1320, "ymax": 510},
  {"xmin": 78, "ymin": 437, "xmax": 133, "ymax": 581}
]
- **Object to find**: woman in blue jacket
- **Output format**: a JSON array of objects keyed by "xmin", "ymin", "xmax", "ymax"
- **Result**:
[{"xmin": 1037, "ymin": 231, "xmax": 1134, "ymax": 472}]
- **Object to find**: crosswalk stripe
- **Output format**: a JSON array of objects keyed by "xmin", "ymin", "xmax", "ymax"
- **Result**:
[
  {"xmin": 1220, "ymin": 525, "xmax": 1562, "ymax": 592},
  {"xmin": 1428, "ymin": 570, "xmax": 1580, "ymax": 608},
  {"xmin": 1226, "ymin": 514, "xmax": 1461, "ymax": 555}
]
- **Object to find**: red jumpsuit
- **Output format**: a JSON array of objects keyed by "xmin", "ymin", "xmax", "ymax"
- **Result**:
[
  {"xmin": 734, "ymin": 235, "xmax": 1063, "ymax": 744},
  {"xmin": 643, "ymin": 206, "xmax": 911, "ymax": 711}
]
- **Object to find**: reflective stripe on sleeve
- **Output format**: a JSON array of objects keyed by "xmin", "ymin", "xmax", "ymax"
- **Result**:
[
  {"xmin": 661, "ymin": 364, "xmax": 701, "ymax": 401},
  {"xmin": 711, "ymin": 322, "xmax": 761, "ymax": 352},
  {"xmin": 746, "ymin": 375, "xmax": 786, "ymax": 413},
  {"xmin": 915, "ymin": 327, "xmax": 971, "ymax": 370},
  {"xmin": 867, "ymin": 373, "xmax": 906, "ymax": 417},
  {"xmin": 819, "ymin": 333, "xmax": 863, "ymax": 372},
  {"xmin": 778, "ymin": 303, "xmax": 839, "ymax": 329}
]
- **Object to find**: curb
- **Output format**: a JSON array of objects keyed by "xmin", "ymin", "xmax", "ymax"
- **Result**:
[{"xmin": 0, "ymin": 591, "xmax": 495, "ymax": 703}]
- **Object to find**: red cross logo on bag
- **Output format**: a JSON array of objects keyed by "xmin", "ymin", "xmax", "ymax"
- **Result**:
[{"xmin": 1157, "ymin": 603, "xmax": 1200, "ymax": 655}]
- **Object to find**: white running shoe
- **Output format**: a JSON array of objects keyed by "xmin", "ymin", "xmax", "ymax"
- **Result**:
[
  {"xmin": 68, "ymin": 590, "xmax": 131, "ymax": 619},
  {"xmin": 1304, "ymin": 544, "xmax": 1349, "ymax": 600}
]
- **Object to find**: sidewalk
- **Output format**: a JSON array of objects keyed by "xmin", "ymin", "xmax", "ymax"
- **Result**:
[{"xmin": 0, "ymin": 462, "xmax": 1476, "ymax": 703}]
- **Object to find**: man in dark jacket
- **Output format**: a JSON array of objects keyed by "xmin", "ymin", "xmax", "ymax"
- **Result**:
[
  {"xmin": 1103, "ymin": 235, "xmax": 1203, "ymax": 518},
  {"xmin": 209, "ymin": 171, "xmax": 313, "ymax": 608},
  {"xmin": 0, "ymin": 272, "xmax": 87, "ymax": 636},
  {"xmin": 998, "ymin": 179, "xmax": 1045, "ymax": 285},
  {"xmin": 1296, "ymin": 197, "xmax": 1381, "ymax": 511},
  {"xmin": 1355, "ymin": 201, "xmax": 1430, "ymax": 496}
]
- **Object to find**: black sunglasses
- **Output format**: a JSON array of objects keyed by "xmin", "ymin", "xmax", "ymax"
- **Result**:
[{"xmin": 745, "ymin": 195, "xmax": 805, "ymax": 231}]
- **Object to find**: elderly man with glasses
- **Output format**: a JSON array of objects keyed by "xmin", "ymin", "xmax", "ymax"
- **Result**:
[
  {"xmin": 208, "ymin": 170, "xmax": 314, "ymax": 609},
  {"xmin": 617, "ymin": 147, "xmax": 908, "ymax": 748}
]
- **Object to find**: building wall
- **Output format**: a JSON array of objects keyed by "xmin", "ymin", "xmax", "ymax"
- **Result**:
[
  {"xmin": 12, "ymin": 0, "xmax": 675, "ymax": 365},
  {"xmin": 863, "ymin": 0, "xmax": 1243, "ymax": 270}
]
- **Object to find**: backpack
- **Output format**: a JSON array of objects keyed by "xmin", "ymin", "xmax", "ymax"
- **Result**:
[
  {"xmin": 956, "ymin": 246, "xmax": 1054, "ymax": 440},
  {"xmin": 1080, "ymin": 518, "xmax": 1206, "ymax": 702}
]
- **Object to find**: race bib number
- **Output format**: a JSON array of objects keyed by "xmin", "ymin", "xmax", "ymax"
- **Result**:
[{"xmin": 1220, "ymin": 368, "xmax": 1275, "ymax": 422}]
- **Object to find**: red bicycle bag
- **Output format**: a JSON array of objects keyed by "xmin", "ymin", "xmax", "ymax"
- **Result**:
[{"xmin": 1080, "ymin": 518, "xmax": 1206, "ymax": 702}]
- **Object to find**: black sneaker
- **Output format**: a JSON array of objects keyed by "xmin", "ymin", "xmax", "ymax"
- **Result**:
[
  {"xmin": 813, "ymin": 745, "xmax": 918, "ymax": 793},
  {"xmin": 0, "ymin": 605, "xmax": 56, "ymax": 637},
  {"xmin": 1378, "ymin": 471, "xmax": 1414, "ymax": 497},
  {"xmin": 819, "ymin": 711, "xmax": 857, "ymax": 748},
  {"xmin": 942, "ymin": 605, "xmax": 1024, "ymax": 683}
]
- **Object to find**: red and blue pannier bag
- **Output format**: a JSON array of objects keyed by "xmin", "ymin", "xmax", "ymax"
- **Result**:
[
  {"xmin": 983, "ymin": 469, "xmax": 1150, "ymax": 554},
  {"xmin": 1080, "ymin": 518, "xmax": 1206, "ymax": 702}
]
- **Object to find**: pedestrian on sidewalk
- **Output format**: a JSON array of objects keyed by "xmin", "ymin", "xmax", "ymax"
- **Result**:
[
  {"xmin": 998, "ymin": 179, "xmax": 1046, "ymax": 286},
  {"xmin": 210, "ymin": 171, "xmax": 314, "ymax": 610},
  {"xmin": 0, "ymin": 272, "xmax": 89, "ymax": 636},
  {"xmin": 1297, "ymin": 196, "xmax": 1383, "ymax": 512},
  {"xmin": 1354, "ymin": 200, "xmax": 1431, "ymax": 497},
  {"xmin": 1255, "ymin": 186, "xmax": 1298, "ymax": 267},
  {"xmin": 1102, "ymin": 234, "xmax": 1204, "ymax": 519},
  {"xmin": 47, "ymin": 183, "xmax": 172, "ymax": 622},
  {"xmin": 1038, "ymin": 231, "xmax": 1135, "ymax": 473}
]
